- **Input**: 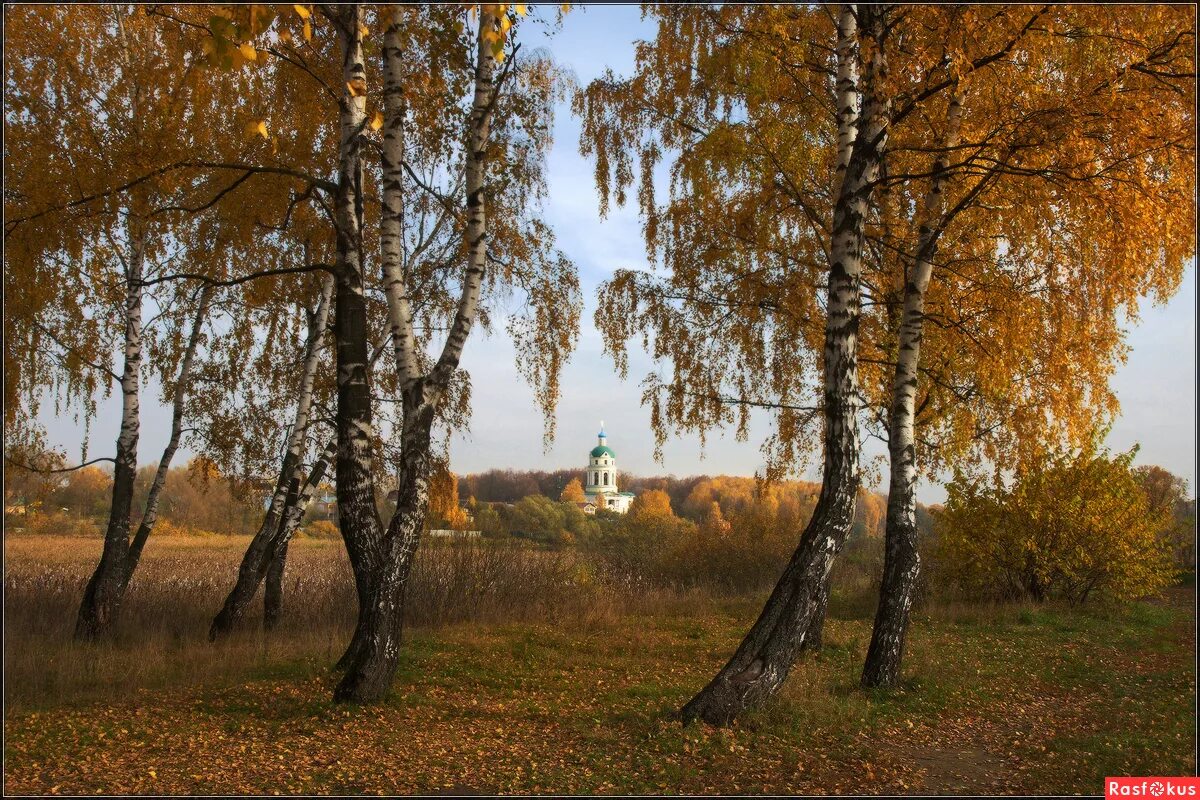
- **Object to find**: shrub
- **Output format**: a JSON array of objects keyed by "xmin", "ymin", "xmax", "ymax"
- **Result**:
[
  {"xmin": 934, "ymin": 439, "xmax": 1175, "ymax": 605},
  {"xmin": 302, "ymin": 519, "xmax": 341, "ymax": 539},
  {"xmin": 14, "ymin": 510, "xmax": 100, "ymax": 538},
  {"xmin": 151, "ymin": 518, "xmax": 216, "ymax": 537},
  {"xmin": 582, "ymin": 493, "xmax": 803, "ymax": 595}
]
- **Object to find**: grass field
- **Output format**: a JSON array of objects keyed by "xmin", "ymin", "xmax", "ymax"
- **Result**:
[{"xmin": 3, "ymin": 534, "xmax": 1195, "ymax": 795}]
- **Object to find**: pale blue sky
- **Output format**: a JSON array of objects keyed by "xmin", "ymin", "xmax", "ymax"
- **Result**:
[{"xmin": 34, "ymin": 5, "xmax": 1198, "ymax": 503}]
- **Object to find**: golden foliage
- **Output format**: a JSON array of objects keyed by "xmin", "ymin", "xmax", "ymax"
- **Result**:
[
  {"xmin": 8, "ymin": 510, "xmax": 101, "ymax": 539},
  {"xmin": 577, "ymin": 5, "xmax": 1195, "ymax": 477},
  {"xmin": 935, "ymin": 435, "xmax": 1175, "ymax": 604},
  {"xmin": 559, "ymin": 478, "xmax": 586, "ymax": 504},
  {"xmin": 303, "ymin": 519, "xmax": 341, "ymax": 539},
  {"xmin": 428, "ymin": 464, "xmax": 469, "ymax": 530},
  {"xmin": 627, "ymin": 489, "xmax": 676, "ymax": 525}
]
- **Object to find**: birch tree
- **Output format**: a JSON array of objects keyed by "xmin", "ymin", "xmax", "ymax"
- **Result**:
[
  {"xmin": 579, "ymin": 2, "xmax": 895, "ymax": 725},
  {"xmin": 193, "ymin": 4, "xmax": 580, "ymax": 701},
  {"xmin": 332, "ymin": 2, "xmax": 580, "ymax": 704},
  {"xmin": 577, "ymin": 3, "xmax": 1194, "ymax": 720},
  {"xmin": 3, "ymin": 5, "xmax": 254, "ymax": 638},
  {"xmin": 858, "ymin": 4, "xmax": 1195, "ymax": 687}
]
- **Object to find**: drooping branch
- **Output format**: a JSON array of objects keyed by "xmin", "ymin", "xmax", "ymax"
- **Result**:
[
  {"xmin": 4, "ymin": 455, "xmax": 116, "ymax": 473},
  {"xmin": 138, "ymin": 263, "xmax": 334, "ymax": 289},
  {"xmin": 29, "ymin": 320, "xmax": 121, "ymax": 384},
  {"xmin": 6, "ymin": 161, "xmax": 336, "ymax": 233}
]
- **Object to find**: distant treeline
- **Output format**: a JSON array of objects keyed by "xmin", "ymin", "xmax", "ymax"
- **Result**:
[
  {"xmin": 457, "ymin": 468, "xmax": 938, "ymax": 538},
  {"xmin": 4, "ymin": 462, "xmax": 268, "ymax": 538},
  {"xmin": 6, "ymin": 459, "xmax": 942, "ymax": 543},
  {"xmin": 457, "ymin": 469, "xmax": 708, "ymax": 512}
]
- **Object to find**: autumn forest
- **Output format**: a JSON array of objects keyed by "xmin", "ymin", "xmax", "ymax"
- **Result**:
[{"xmin": 2, "ymin": 4, "xmax": 1196, "ymax": 796}]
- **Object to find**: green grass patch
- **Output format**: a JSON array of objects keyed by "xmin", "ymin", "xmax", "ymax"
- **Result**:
[{"xmin": 4, "ymin": 591, "xmax": 1194, "ymax": 795}]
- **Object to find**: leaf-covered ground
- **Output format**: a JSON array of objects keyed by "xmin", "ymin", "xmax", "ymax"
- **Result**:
[{"xmin": 4, "ymin": 588, "xmax": 1194, "ymax": 795}]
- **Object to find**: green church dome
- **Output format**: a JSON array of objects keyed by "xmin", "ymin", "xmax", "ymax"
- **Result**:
[{"xmin": 590, "ymin": 445, "xmax": 616, "ymax": 458}]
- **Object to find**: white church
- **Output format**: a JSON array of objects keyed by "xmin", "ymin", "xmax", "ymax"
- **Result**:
[{"xmin": 580, "ymin": 423, "xmax": 636, "ymax": 514}]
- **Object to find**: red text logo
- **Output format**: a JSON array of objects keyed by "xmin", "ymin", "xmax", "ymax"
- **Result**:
[{"xmin": 1107, "ymin": 778, "xmax": 1200, "ymax": 799}]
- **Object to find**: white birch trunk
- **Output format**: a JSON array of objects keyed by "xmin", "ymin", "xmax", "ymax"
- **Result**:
[
  {"xmin": 335, "ymin": 8, "xmax": 501, "ymax": 702},
  {"xmin": 265, "ymin": 436, "xmax": 338, "ymax": 629},
  {"xmin": 210, "ymin": 275, "xmax": 334, "ymax": 638},
  {"xmin": 804, "ymin": 2, "xmax": 862, "ymax": 650},
  {"xmin": 75, "ymin": 218, "xmax": 145, "ymax": 639},
  {"xmin": 123, "ymin": 284, "xmax": 215, "ymax": 582},
  {"xmin": 381, "ymin": 18, "xmax": 420, "ymax": 385},
  {"xmin": 328, "ymin": 2, "xmax": 387, "ymax": 678},
  {"xmin": 862, "ymin": 89, "xmax": 964, "ymax": 688},
  {"xmin": 430, "ymin": 10, "xmax": 497, "ymax": 388},
  {"xmin": 682, "ymin": 4, "xmax": 892, "ymax": 725},
  {"xmin": 277, "ymin": 274, "xmax": 334, "ymax": 520}
]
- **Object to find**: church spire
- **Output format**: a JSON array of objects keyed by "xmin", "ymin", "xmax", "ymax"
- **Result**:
[{"xmin": 598, "ymin": 420, "xmax": 606, "ymax": 445}]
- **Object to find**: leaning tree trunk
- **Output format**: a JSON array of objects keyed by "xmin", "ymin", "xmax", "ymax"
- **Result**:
[
  {"xmin": 801, "ymin": 580, "xmax": 832, "ymax": 651},
  {"xmin": 209, "ymin": 275, "xmax": 333, "ymax": 640},
  {"xmin": 76, "ymin": 271, "xmax": 212, "ymax": 639},
  {"xmin": 334, "ymin": 9, "xmax": 498, "ymax": 703},
  {"xmin": 680, "ymin": 4, "xmax": 891, "ymax": 726},
  {"xmin": 120, "ymin": 285, "xmax": 213, "ymax": 589},
  {"xmin": 798, "ymin": 4, "xmax": 860, "ymax": 656},
  {"xmin": 861, "ymin": 89, "xmax": 963, "ymax": 689},
  {"xmin": 265, "ymin": 436, "xmax": 336, "ymax": 629},
  {"xmin": 264, "ymin": 539, "xmax": 289, "ymax": 630},
  {"xmin": 75, "ymin": 224, "xmax": 146, "ymax": 641}
]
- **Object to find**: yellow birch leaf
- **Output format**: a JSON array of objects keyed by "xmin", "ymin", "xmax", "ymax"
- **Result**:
[
  {"xmin": 293, "ymin": 4, "xmax": 311, "ymax": 20},
  {"xmin": 238, "ymin": 42, "xmax": 257, "ymax": 62},
  {"xmin": 303, "ymin": 20, "xmax": 312, "ymax": 41},
  {"xmin": 369, "ymin": 110, "xmax": 383, "ymax": 131},
  {"xmin": 515, "ymin": 4, "xmax": 527, "ymax": 15},
  {"xmin": 359, "ymin": 23, "xmax": 369, "ymax": 38},
  {"xmin": 243, "ymin": 119, "xmax": 269, "ymax": 140}
]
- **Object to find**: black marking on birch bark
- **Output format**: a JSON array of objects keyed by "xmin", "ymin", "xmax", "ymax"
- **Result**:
[
  {"xmin": 335, "ymin": 7, "xmax": 499, "ymax": 703},
  {"xmin": 76, "ymin": 223, "xmax": 148, "ymax": 640},
  {"xmin": 681, "ymin": 2, "xmax": 892, "ymax": 725},
  {"xmin": 863, "ymin": 80, "xmax": 961, "ymax": 689}
]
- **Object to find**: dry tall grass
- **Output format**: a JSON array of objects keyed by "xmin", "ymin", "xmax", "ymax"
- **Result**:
[
  {"xmin": 3, "ymin": 535, "xmax": 629, "ymax": 709},
  {"xmin": 3, "ymin": 528, "xmax": 891, "ymax": 710}
]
